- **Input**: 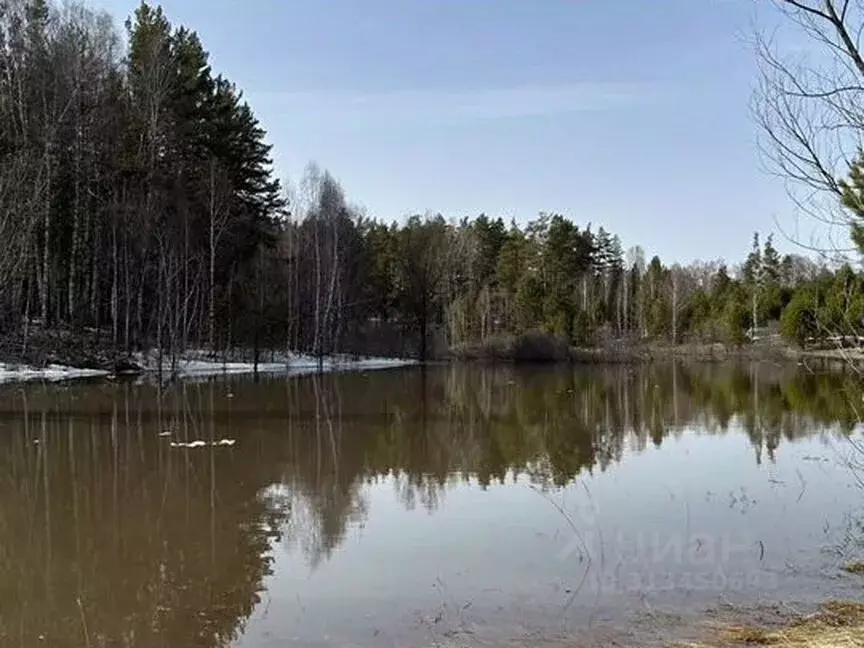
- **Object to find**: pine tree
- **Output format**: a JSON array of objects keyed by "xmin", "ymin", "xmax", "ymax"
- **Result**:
[
  {"xmin": 762, "ymin": 234, "xmax": 781, "ymax": 284},
  {"xmin": 840, "ymin": 149, "xmax": 864, "ymax": 255}
]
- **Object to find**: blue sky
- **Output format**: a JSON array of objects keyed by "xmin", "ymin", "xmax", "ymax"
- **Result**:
[{"xmin": 89, "ymin": 0, "xmax": 833, "ymax": 265}]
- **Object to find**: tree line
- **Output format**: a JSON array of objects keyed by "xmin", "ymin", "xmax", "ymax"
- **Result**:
[
  {"xmin": 2, "ymin": 0, "xmax": 864, "ymax": 365},
  {"xmin": 262, "ymin": 180, "xmax": 864, "ymax": 358}
]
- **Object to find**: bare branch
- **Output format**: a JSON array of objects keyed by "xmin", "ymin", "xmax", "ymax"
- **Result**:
[
  {"xmin": 781, "ymin": 0, "xmax": 831, "ymax": 20},
  {"xmin": 753, "ymin": 1, "xmax": 864, "ymax": 246}
]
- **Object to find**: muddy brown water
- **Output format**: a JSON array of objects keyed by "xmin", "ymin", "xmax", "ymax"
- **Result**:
[{"xmin": 0, "ymin": 362, "xmax": 861, "ymax": 647}]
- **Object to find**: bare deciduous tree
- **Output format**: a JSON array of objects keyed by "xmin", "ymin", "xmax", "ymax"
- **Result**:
[{"xmin": 754, "ymin": 0, "xmax": 864, "ymax": 249}]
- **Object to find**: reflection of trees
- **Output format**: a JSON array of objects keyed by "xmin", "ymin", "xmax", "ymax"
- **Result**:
[
  {"xmin": 282, "ymin": 363, "xmax": 859, "ymax": 486},
  {"xmin": 277, "ymin": 374, "xmax": 369, "ymax": 569},
  {"xmin": 0, "ymin": 362, "xmax": 857, "ymax": 640},
  {"xmin": 0, "ymin": 381, "xmax": 291, "ymax": 647},
  {"xmin": 267, "ymin": 362, "xmax": 862, "ymax": 564}
]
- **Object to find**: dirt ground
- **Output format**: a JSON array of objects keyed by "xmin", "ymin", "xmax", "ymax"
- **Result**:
[
  {"xmin": 416, "ymin": 599, "xmax": 864, "ymax": 647},
  {"xmin": 671, "ymin": 600, "xmax": 864, "ymax": 648}
]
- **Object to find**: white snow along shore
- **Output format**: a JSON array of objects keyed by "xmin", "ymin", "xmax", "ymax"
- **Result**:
[
  {"xmin": 134, "ymin": 351, "xmax": 417, "ymax": 379},
  {"xmin": 0, "ymin": 363, "xmax": 110, "ymax": 384},
  {"xmin": 0, "ymin": 353, "xmax": 415, "ymax": 385}
]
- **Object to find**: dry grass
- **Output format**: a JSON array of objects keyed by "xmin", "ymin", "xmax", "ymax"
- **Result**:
[
  {"xmin": 684, "ymin": 601, "xmax": 864, "ymax": 648},
  {"xmin": 843, "ymin": 562, "xmax": 864, "ymax": 575},
  {"xmin": 722, "ymin": 626, "xmax": 777, "ymax": 644}
]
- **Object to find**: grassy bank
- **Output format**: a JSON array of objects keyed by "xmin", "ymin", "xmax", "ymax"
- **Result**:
[
  {"xmin": 449, "ymin": 332, "xmax": 806, "ymax": 364},
  {"xmin": 676, "ymin": 600, "xmax": 864, "ymax": 648},
  {"xmin": 844, "ymin": 561, "xmax": 864, "ymax": 575}
]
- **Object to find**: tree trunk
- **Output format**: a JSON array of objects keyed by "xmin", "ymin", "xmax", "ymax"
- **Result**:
[
  {"xmin": 69, "ymin": 122, "xmax": 81, "ymax": 326},
  {"xmin": 182, "ymin": 207, "xmax": 189, "ymax": 352},
  {"xmin": 111, "ymin": 218, "xmax": 118, "ymax": 350},
  {"xmin": 124, "ymin": 237, "xmax": 131, "ymax": 351},
  {"xmin": 156, "ymin": 250, "xmax": 164, "ymax": 381},
  {"xmin": 418, "ymin": 313, "xmax": 428, "ymax": 362},
  {"xmin": 623, "ymin": 272, "xmax": 629, "ymax": 335},
  {"xmin": 209, "ymin": 199, "xmax": 216, "ymax": 353},
  {"xmin": 322, "ymin": 217, "xmax": 339, "ymax": 357},
  {"xmin": 208, "ymin": 160, "xmax": 222, "ymax": 353},
  {"xmin": 417, "ymin": 290, "xmax": 429, "ymax": 362},
  {"xmin": 314, "ymin": 216, "xmax": 322, "ymax": 361},
  {"xmin": 671, "ymin": 270, "xmax": 678, "ymax": 344},
  {"xmin": 41, "ymin": 148, "xmax": 51, "ymax": 325},
  {"xmin": 22, "ymin": 271, "xmax": 32, "ymax": 359},
  {"xmin": 752, "ymin": 291, "xmax": 758, "ymax": 339},
  {"xmin": 254, "ymin": 253, "xmax": 263, "ymax": 376},
  {"xmin": 582, "ymin": 274, "xmax": 588, "ymax": 312}
]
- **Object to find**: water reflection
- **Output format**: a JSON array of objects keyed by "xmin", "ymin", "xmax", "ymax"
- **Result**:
[
  {"xmin": 274, "ymin": 363, "xmax": 861, "ymax": 571},
  {"xmin": 0, "ymin": 382, "xmax": 291, "ymax": 647},
  {"xmin": 0, "ymin": 362, "xmax": 858, "ymax": 646}
]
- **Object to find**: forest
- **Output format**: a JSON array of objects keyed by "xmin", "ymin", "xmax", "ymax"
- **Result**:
[{"xmin": 2, "ymin": 0, "xmax": 864, "ymax": 365}]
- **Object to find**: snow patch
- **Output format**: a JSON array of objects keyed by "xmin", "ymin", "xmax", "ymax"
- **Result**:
[
  {"xmin": 0, "ymin": 352, "xmax": 416, "ymax": 385},
  {"xmin": 133, "ymin": 350, "xmax": 416, "ymax": 380},
  {"xmin": 169, "ymin": 439, "xmax": 236, "ymax": 448},
  {"xmin": 0, "ymin": 363, "xmax": 109, "ymax": 384}
]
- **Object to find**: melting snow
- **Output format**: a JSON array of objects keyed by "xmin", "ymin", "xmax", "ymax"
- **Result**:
[
  {"xmin": 0, "ymin": 363, "xmax": 109, "ymax": 384},
  {"xmin": 133, "ymin": 350, "xmax": 416, "ymax": 380},
  {"xmin": 0, "ymin": 351, "xmax": 415, "ymax": 385},
  {"xmin": 169, "ymin": 439, "xmax": 236, "ymax": 449}
]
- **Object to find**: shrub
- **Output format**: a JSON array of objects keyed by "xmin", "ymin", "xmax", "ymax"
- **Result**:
[
  {"xmin": 781, "ymin": 290, "xmax": 817, "ymax": 348},
  {"xmin": 510, "ymin": 331, "xmax": 570, "ymax": 362},
  {"xmin": 449, "ymin": 331, "xmax": 570, "ymax": 363}
]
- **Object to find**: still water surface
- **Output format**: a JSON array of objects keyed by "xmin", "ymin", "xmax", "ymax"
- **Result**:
[{"xmin": 0, "ymin": 363, "xmax": 861, "ymax": 647}]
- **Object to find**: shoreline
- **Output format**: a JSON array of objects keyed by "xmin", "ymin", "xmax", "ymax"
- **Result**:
[
  {"xmin": 0, "ymin": 351, "xmax": 417, "ymax": 385},
  {"xmin": 463, "ymin": 598, "xmax": 864, "ymax": 648},
  {"xmin": 669, "ymin": 598, "xmax": 864, "ymax": 648},
  {"xmin": 1, "ymin": 324, "xmax": 863, "ymax": 386},
  {"xmin": 451, "ymin": 338, "xmax": 864, "ymax": 366}
]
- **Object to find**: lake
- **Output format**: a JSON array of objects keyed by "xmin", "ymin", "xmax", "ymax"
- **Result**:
[{"xmin": 0, "ymin": 362, "xmax": 861, "ymax": 647}]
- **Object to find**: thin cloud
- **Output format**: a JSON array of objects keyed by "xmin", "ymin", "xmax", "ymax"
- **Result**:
[{"xmin": 251, "ymin": 82, "xmax": 664, "ymax": 129}]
